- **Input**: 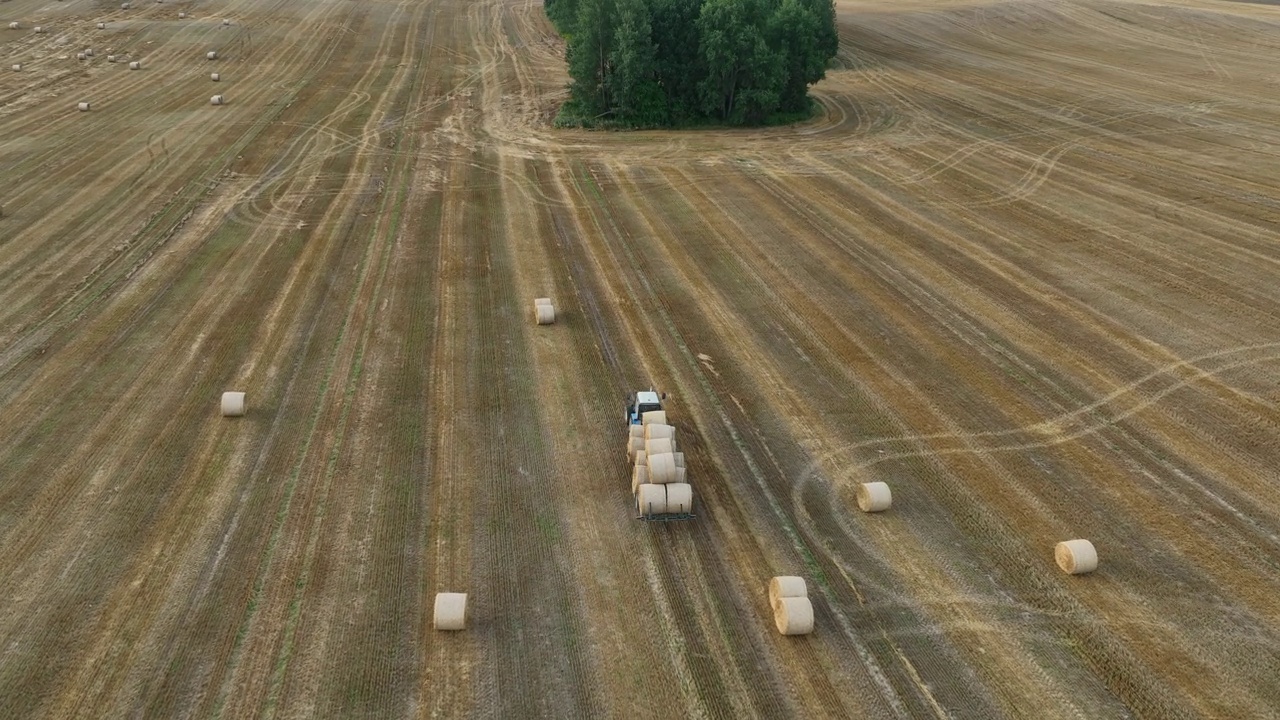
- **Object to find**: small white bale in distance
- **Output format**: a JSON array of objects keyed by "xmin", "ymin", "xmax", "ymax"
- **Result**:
[
  {"xmin": 85, "ymin": 48, "xmax": 94, "ymax": 56},
  {"xmin": 768, "ymin": 576, "xmax": 808, "ymax": 608},
  {"xmin": 222, "ymin": 18, "xmax": 231, "ymax": 25},
  {"xmin": 12, "ymin": 63, "xmax": 22, "ymax": 71},
  {"xmin": 206, "ymin": 50, "xmax": 217, "ymax": 60},
  {"xmin": 640, "ymin": 410, "xmax": 666, "ymax": 427},
  {"xmin": 856, "ymin": 481, "xmax": 892, "ymax": 513},
  {"xmin": 97, "ymin": 22, "xmax": 106, "ymax": 29},
  {"xmin": 129, "ymin": 61, "xmax": 141, "ymax": 70},
  {"xmin": 433, "ymin": 592, "xmax": 467, "ymax": 630},
  {"xmin": 773, "ymin": 596, "xmax": 815, "ymax": 636},
  {"xmin": 121, "ymin": 1, "xmax": 130, "ymax": 7},
  {"xmin": 210, "ymin": 94, "xmax": 224, "ymax": 105},
  {"xmin": 178, "ymin": 12, "xmax": 186, "ymax": 18},
  {"xmin": 210, "ymin": 72, "xmax": 219, "ymax": 81},
  {"xmin": 8, "ymin": 22, "xmax": 20, "ymax": 30},
  {"xmin": 221, "ymin": 391, "xmax": 245, "ymax": 416},
  {"xmin": 76, "ymin": 52, "xmax": 86, "ymax": 60},
  {"xmin": 534, "ymin": 303, "xmax": 555, "ymax": 325},
  {"xmin": 107, "ymin": 55, "xmax": 116, "ymax": 62},
  {"xmin": 34, "ymin": 26, "xmax": 44, "ymax": 33},
  {"xmin": 665, "ymin": 483, "xmax": 693, "ymax": 514},
  {"xmin": 1055, "ymin": 539, "xmax": 1098, "ymax": 575},
  {"xmin": 636, "ymin": 483, "xmax": 667, "ymax": 516},
  {"xmin": 77, "ymin": 101, "xmax": 90, "ymax": 111}
]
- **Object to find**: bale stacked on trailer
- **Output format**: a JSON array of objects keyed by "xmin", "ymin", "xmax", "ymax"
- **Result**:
[{"xmin": 631, "ymin": 408, "xmax": 693, "ymax": 518}]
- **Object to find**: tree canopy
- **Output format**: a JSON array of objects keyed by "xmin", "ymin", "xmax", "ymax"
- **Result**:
[{"xmin": 546, "ymin": 0, "xmax": 838, "ymax": 127}]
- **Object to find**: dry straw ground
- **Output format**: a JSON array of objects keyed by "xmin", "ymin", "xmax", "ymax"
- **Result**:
[{"xmin": 3, "ymin": 0, "xmax": 1280, "ymax": 717}]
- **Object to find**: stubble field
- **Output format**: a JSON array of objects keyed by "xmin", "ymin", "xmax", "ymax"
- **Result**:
[{"xmin": 2, "ymin": 0, "xmax": 1280, "ymax": 716}]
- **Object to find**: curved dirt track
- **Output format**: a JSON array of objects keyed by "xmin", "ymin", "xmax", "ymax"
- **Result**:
[{"xmin": 4, "ymin": 0, "xmax": 1280, "ymax": 716}]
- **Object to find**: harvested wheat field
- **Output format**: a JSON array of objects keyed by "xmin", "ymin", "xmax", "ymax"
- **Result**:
[{"xmin": 3, "ymin": 0, "xmax": 1280, "ymax": 716}]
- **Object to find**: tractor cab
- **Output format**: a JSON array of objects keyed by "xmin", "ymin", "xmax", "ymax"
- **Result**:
[{"xmin": 627, "ymin": 390, "xmax": 665, "ymax": 425}]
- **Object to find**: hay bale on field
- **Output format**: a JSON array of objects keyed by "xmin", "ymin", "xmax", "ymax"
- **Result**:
[
  {"xmin": 222, "ymin": 18, "xmax": 231, "ymax": 25},
  {"xmin": 637, "ymin": 483, "xmax": 666, "ymax": 516},
  {"xmin": 121, "ymin": 2, "xmax": 130, "ymax": 7},
  {"xmin": 96, "ymin": 22, "xmax": 105, "ymax": 29},
  {"xmin": 210, "ymin": 94, "xmax": 224, "ymax": 105},
  {"xmin": 433, "ymin": 592, "xmax": 467, "ymax": 630},
  {"xmin": 210, "ymin": 72, "xmax": 219, "ymax": 81},
  {"xmin": 206, "ymin": 50, "xmax": 217, "ymax": 60},
  {"xmin": 773, "ymin": 596, "xmax": 814, "ymax": 635},
  {"xmin": 77, "ymin": 101, "xmax": 90, "ymax": 111},
  {"xmin": 178, "ymin": 11, "xmax": 186, "ymax": 18},
  {"xmin": 129, "ymin": 61, "xmax": 140, "ymax": 69},
  {"xmin": 107, "ymin": 54, "xmax": 116, "ymax": 62},
  {"xmin": 534, "ymin": 303, "xmax": 555, "ymax": 325},
  {"xmin": 1055, "ymin": 539, "xmax": 1097, "ymax": 575},
  {"xmin": 11, "ymin": 63, "xmax": 20, "ymax": 71},
  {"xmin": 647, "ymin": 452, "xmax": 678, "ymax": 484},
  {"xmin": 665, "ymin": 483, "xmax": 693, "ymax": 514},
  {"xmin": 76, "ymin": 52, "xmax": 86, "ymax": 60},
  {"xmin": 641, "ymin": 410, "xmax": 666, "ymax": 427},
  {"xmin": 85, "ymin": 48, "xmax": 93, "ymax": 56},
  {"xmin": 221, "ymin": 391, "xmax": 245, "ymax": 416},
  {"xmin": 856, "ymin": 482, "xmax": 892, "ymax": 513},
  {"xmin": 8, "ymin": 22, "xmax": 20, "ymax": 30},
  {"xmin": 768, "ymin": 576, "xmax": 807, "ymax": 608},
  {"xmin": 34, "ymin": 25, "xmax": 44, "ymax": 33}
]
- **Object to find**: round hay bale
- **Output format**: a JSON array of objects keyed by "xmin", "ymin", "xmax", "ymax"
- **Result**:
[
  {"xmin": 626, "ymin": 435, "xmax": 644, "ymax": 458},
  {"xmin": 76, "ymin": 52, "xmax": 87, "ymax": 60},
  {"xmin": 8, "ymin": 22, "xmax": 20, "ymax": 30},
  {"xmin": 210, "ymin": 94, "xmax": 224, "ymax": 105},
  {"xmin": 633, "ymin": 450, "xmax": 647, "ymax": 467},
  {"xmin": 666, "ymin": 483, "xmax": 693, "ymax": 514},
  {"xmin": 34, "ymin": 26, "xmax": 44, "ymax": 33},
  {"xmin": 107, "ymin": 55, "xmax": 116, "ymax": 62},
  {"xmin": 645, "ymin": 437, "xmax": 674, "ymax": 457},
  {"xmin": 643, "ymin": 423, "xmax": 675, "ymax": 441},
  {"xmin": 206, "ymin": 51, "xmax": 217, "ymax": 60},
  {"xmin": 631, "ymin": 464, "xmax": 648, "ymax": 494},
  {"xmin": 856, "ymin": 482, "xmax": 892, "ymax": 513},
  {"xmin": 178, "ymin": 12, "xmax": 186, "ymax": 18},
  {"xmin": 96, "ymin": 22, "xmax": 106, "ymax": 29},
  {"xmin": 768, "ymin": 576, "xmax": 808, "ymax": 608},
  {"xmin": 628, "ymin": 423, "xmax": 644, "ymax": 439},
  {"xmin": 77, "ymin": 101, "xmax": 90, "ymax": 111},
  {"xmin": 121, "ymin": 2, "xmax": 130, "ymax": 7},
  {"xmin": 773, "ymin": 596, "xmax": 814, "ymax": 635},
  {"xmin": 85, "ymin": 48, "xmax": 94, "ymax": 56},
  {"xmin": 534, "ymin": 297, "xmax": 552, "ymax": 307},
  {"xmin": 129, "ymin": 61, "xmax": 140, "ymax": 70},
  {"xmin": 221, "ymin": 391, "xmax": 245, "ymax": 416},
  {"xmin": 210, "ymin": 72, "xmax": 220, "ymax": 81},
  {"xmin": 674, "ymin": 466, "xmax": 687, "ymax": 484},
  {"xmin": 222, "ymin": 18, "xmax": 231, "ymax": 25},
  {"xmin": 647, "ymin": 452, "xmax": 678, "ymax": 484},
  {"xmin": 433, "ymin": 592, "xmax": 467, "ymax": 630},
  {"xmin": 1055, "ymin": 539, "xmax": 1098, "ymax": 575},
  {"xmin": 534, "ymin": 304, "xmax": 555, "ymax": 325},
  {"xmin": 11, "ymin": 64, "xmax": 21, "ymax": 71},
  {"xmin": 637, "ymin": 483, "xmax": 666, "ymax": 516},
  {"xmin": 673, "ymin": 452, "xmax": 685, "ymax": 468},
  {"xmin": 641, "ymin": 410, "xmax": 666, "ymax": 427}
]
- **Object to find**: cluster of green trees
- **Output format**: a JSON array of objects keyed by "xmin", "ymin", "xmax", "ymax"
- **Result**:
[{"xmin": 546, "ymin": 0, "xmax": 839, "ymax": 127}]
